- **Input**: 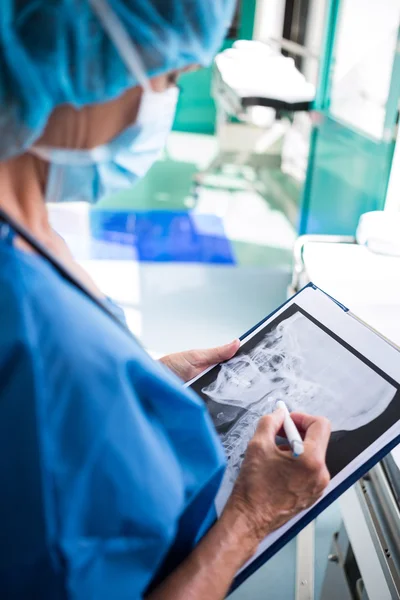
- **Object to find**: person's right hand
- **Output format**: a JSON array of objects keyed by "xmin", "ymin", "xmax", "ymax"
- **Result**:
[
  {"xmin": 223, "ymin": 409, "xmax": 331, "ymax": 544},
  {"xmin": 148, "ymin": 410, "xmax": 330, "ymax": 600}
]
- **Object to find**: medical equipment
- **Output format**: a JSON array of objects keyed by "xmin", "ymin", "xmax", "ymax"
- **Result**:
[
  {"xmin": 214, "ymin": 41, "xmax": 315, "ymax": 115},
  {"xmin": 195, "ymin": 40, "xmax": 315, "ymax": 195},
  {"xmin": 215, "ymin": 41, "xmax": 314, "ymax": 137}
]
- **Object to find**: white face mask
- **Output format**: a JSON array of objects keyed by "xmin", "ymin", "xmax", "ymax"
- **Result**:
[
  {"xmin": 30, "ymin": 86, "xmax": 179, "ymax": 204},
  {"xmin": 30, "ymin": 0, "xmax": 179, "ymax": 204}
]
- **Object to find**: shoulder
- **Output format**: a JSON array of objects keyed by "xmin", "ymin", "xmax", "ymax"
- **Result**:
[
  {"xmin": 0, "ymin": 244, "xmax": 134, "ymax": 365},
  {"xmin": 0, "ymin": 248, "xmax": 38, "ymax": 363}
]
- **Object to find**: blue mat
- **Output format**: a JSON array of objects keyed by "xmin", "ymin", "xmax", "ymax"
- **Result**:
[{"xmin": 90, "ymin": 210, "xmax": 236, "ymax": 264}]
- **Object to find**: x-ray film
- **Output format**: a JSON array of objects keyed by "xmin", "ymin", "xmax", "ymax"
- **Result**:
[{"xmin": 187, "ymin": 284, "xmax": 400, "ymax": 589}]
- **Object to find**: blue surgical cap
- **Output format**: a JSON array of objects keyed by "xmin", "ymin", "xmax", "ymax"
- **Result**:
[{"xmin": 0, "ymin": 0, "xmax": 236, "ymax": 160}]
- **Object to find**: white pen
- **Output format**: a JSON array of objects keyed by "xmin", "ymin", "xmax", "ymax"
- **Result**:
[{"xmin": 275, "ymin": 400, "xmax": 304, "ymax": 458}]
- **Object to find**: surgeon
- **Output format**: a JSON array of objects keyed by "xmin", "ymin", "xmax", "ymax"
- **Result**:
[{"xmin": 0, "ymin": 1, "xmax": 331, "ymax": 598}]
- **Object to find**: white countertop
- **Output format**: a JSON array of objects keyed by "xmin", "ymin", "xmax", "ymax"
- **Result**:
[{"xmin": 302, "ymin": 242, "xmax": 400, "ymax": 347}]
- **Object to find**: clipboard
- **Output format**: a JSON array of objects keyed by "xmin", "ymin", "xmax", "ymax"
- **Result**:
[{"xmin": 186, "ymin": 283, "xmax": 400, "ymax": 593}]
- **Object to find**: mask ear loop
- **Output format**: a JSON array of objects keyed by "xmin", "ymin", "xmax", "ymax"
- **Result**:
[{"xmin": 89, "ymin": 0, "xmax": 153, "ymax": 93}]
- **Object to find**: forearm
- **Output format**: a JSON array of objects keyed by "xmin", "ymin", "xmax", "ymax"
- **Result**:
[{"xmin": 147, "ymin": 509, "xmax": 259, "ymax": 600}]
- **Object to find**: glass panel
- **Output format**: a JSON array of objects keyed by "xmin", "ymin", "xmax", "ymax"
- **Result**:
[
  {"xmin": 329, "ymin": 0, "xmax": 400, "ymax": 140},
  {"xmin": 300, "ymin": 116, "xmax": 393, "ymax": 234}
]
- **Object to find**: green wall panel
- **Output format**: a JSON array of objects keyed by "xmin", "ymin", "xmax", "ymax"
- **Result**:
[
  {"xmin": 299, "ymin": 0, "xmax": 398, "ymax": 236},
  {"xmin": 172, "ymin": 60, "xmax": 225, "ymax": 135},
  {"xmin": 173, "ymin": 0, "xmax": 256, "ymax": 134},
  {"xmin": 239, "ymin": 0, "xmax": 256, "ymax": 39},
  {"xmin": 299, "ymin": 116, "xmax": 394, "ymax": 235}
]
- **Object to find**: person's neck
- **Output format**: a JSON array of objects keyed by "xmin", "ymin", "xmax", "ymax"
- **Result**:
[
  {"xmin": 0, "ymin": 153, "xmax": 54, "ymax": 245},
  {"xmin": 0, "ymin": 152, "xmax": 104, "ymax": 297}
]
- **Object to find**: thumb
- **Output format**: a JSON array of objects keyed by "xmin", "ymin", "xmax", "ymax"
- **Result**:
[{"xmin": 200, "ymin": 339, "xmax": 240, "ymax": 365}]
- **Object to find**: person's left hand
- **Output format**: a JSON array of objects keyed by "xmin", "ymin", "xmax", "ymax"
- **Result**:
[{"xmin": 160, "ymin": 339, "xmax": 240, "ymax": 383}]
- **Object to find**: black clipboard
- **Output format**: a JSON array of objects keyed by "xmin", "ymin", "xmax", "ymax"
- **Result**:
[{"xmin": 188, "ymin": 282, "xmax": 400, "ymax": 593}]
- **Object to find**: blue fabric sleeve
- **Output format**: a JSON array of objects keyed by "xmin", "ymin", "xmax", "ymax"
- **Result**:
[{"xmin": 0, "ymin": 245, "xmax": 225, "ymax": 599}]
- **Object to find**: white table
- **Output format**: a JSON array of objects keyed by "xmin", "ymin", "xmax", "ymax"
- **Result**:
[
  {"xmin": 296, "ymin": 239, "xmax": 400, "ymax": 600},
  {"xmin": 300, "ymin": 242, "xmax": 400, "ymax": 346}
]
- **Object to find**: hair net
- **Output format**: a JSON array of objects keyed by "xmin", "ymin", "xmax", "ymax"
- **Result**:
[{"xmin": 0, "ymin": 0, "xmax": 236, "ymax": 160}]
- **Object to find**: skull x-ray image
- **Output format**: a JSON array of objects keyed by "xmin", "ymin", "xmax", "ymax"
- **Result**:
[{"xmin": 190, "ymin": 304, "xmax": 399, "ymax": 498}]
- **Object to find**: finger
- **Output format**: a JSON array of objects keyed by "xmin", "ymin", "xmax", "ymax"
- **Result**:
[
  {"xmin": 290, "ymin": 413, "xmax": 331, "ymax": 441},
  {"xmin": 254, "ymin": 409, "xmax": 286, "ymax": 443},
  {"xmin": 197, "ymin": 339, "xmax": 240, "ymax": 366},
  {"xmin": 291, "ymin": 412, "xmax": 331, "ymax": 461}
]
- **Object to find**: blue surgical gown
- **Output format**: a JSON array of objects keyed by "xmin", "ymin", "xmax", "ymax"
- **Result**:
[{"xmin": 0, "ymin": 226, "xmax": 226, "ymax": 599}]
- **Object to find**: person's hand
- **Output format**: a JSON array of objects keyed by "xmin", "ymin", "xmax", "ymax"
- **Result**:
[
  {"xmin": 147, "ymin": 409, "xmax": 330, "ymax": 600},
  {"xmin": 222, "ymin": 409, "xmax": 331, "ymax": 544},
  {"xmin": 159, "ymin": 339, "xmax": 240, "ymax": 383}
]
